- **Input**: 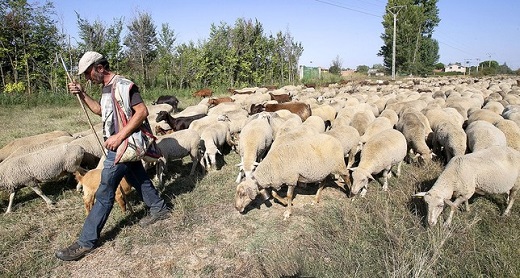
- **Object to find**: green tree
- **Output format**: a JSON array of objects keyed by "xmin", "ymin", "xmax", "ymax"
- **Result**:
[
  {"xmin": 356, "ymin": 65, "xmax": 369, "ymax": 74},
  {"xmin": 379, "ymin": 0, "xmax": 440, "ymax": 76},
  {"xmin": 0, "ymin": 0, "xmax": 63, "ymax": 93},
  {"xmin": 75, "ymin": 13, "xmax": 123, "ymax": 71},
  {"xmin": 329, "ymin": 55, "xmax": 342, "ymax": 75},
  {"xmin": 124, "ymin": 11, "xmax": 158, "ymax": 91},
  {"xmin": 156, "ymin": 23, "xmax": 176, "ymax": 89}
]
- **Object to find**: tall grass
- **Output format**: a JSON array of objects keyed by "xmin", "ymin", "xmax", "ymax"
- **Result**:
[{"xmin": 1, "ymin": 101, "xmax": 520, "ymax": 277}]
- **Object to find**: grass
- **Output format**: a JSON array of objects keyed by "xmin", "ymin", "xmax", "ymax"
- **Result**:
[{"xmin": 1, "ymin": 97, "xmax": 520, "ymax": 277}]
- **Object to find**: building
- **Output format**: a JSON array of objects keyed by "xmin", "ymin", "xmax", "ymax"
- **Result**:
[{"xmin": 445, "ymin": 63, "xmax": 466, "ymax": 74}]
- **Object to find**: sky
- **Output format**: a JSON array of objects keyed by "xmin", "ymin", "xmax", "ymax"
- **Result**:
[{"xmin": 48, "ymin": 0, "xmax": 520, "ymax": 70}]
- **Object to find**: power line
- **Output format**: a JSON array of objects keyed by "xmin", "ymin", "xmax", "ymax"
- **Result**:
[{"xmin": 313, "ymin": 0, "xmax": 382, "ymax": 18}]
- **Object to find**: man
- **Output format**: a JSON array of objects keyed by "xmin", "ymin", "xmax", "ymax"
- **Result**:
[{"xmin": 55, "ymin": 51, "xmax": 170, "ymax": 261}]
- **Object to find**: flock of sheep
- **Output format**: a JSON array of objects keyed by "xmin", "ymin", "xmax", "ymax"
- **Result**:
[{"xmin": 2, "ymin": 75, "xmax": 520, "ymax": 227}]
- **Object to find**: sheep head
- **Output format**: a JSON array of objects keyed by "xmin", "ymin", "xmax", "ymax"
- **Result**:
[
  {"xmin": 414, "ymin": 191, "xmax": 445, "ymax": 226},
  {"xmin": 350, "ymin": 167, "xmax": 374, "ymax": 196},
  {"xmin": 234, "ymin": 178, "xmax": 259, "ymax": 213}
]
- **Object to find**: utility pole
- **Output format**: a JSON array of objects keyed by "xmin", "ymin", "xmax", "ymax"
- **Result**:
[{"xmin": 387, "ymin": 5, "xmax": 405, "ymax": 80}]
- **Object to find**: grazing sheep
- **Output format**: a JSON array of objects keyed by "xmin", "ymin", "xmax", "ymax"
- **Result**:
[
  {"xmin": 350, "ymin": 129, "xmax": 407, "ymax": 196},
  {"xmin": 0, "ymin": 144, "xmax": 85, "ymax": 213},
  {"xmin": 200, "ymin": 118, "xmax": 233, "ymax": 171},
  {"xmin": 150, "ymin": 129, "xmax": 201, "ymax": 188},
  {"xmin": 234, "ymin": 133, "xmax": 350, "ymax": 219},
  {"xmin": 310, "ymin": 104, "xmax": 337, "ymax": 124},
  {"xmin": 235, "ymin": 113, "xmax": 274, "ymax": 183},
  {"xmin": 173, "ymin": 103, "xmax": 209, "ymax": 118},
  {"xmin": 466, "ymin": 108, "xmax": 503, "ymax": 126},
  {"xmin": 432, "ymin": 122, "xmax": 467, "ymax": 164},
  {"xmin": 494, "ymin": 119, "xmax": 520, "ymax": 152},
  {"xmin": 414, "ymin": 146, "xmax": 520, "ymax": 226},
  {"xmin": 465, "ymin": 120, "xmax": 507, "ymax": 152},
  {"xmin": 379, "ymin": 109, "xmax": 399, "ymax": 127},
  {"xmin": 0, "ymin": 130, "xmax": 71, "ymax": 163},
  {"xmin": 359, "ymin": 117, "xmax": 393, "ymax": 144},
  {"xmin": 73, "ymin": 169, "xmax": 132, "ymax": 215},
  {"xmin": 396, "ymin": 109, "xmax": 433, "ymax": 163},
  {"xmin": 350, "ymin": 110, "xmax": 376, "ymax": 136},
  {"xmin": 2, "ymin": 135, "xmax": 75, "ymax": 161},
  {"xmin": 325, "ymin": 124, "xmax": 361, "ymax": 169}
]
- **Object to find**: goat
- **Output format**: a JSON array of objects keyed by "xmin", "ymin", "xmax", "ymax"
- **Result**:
[
  {"xmin": 156, "ymin": 111, "xmax": 207, "ymax": 132},
  {"xmin": 269, "ymin": 92, "xmax": 291, "ymax": 103},
  {"xmin": 152, "ymin": 95, "xmax": 179, "ymax": 112},
  {"xmin": 193, "ymin": 88, "xmax": 213, "ymax": 98}
]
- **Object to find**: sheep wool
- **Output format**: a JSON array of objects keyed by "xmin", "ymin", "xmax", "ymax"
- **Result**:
[
  {"xmin": 414, "ymin": 146, "xmax": 520, "ymax": 226},
  {"xmin": 0, "ymin": 144, "xmax": 85, "ymax": 213}
]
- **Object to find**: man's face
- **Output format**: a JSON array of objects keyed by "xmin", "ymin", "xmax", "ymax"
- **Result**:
[{"xmin": 84, "ymin": 64, "xmax": 104, "ymax": 84}]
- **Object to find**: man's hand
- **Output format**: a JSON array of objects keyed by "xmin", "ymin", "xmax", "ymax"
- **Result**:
[
  {"xmin": 104, "ymin": 135, "xmax": 124, "ymax": 151},
  {"xmin": 68, "ymin": 81, "xmax": 83, "ymax": 95}
]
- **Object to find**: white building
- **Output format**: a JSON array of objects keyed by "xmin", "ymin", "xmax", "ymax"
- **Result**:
[{"xmin": 445, "ymin": 63, "xmax": 466, "ymax": 74}]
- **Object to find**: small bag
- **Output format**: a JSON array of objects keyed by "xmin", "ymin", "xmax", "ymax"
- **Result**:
[{"xmin": 111, "ymin": 77, "xmax": 161, "ymax": 164}]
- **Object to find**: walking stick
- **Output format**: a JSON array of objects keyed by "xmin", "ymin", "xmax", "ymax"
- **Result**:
[{"xmin": 58, "ymin": 53, "xmax": 105, "ymax": 154}]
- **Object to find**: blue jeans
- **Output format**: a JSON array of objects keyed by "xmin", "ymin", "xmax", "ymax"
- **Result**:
[{"xmin": 78, "ymin": 150, "xmax": 166, "ymax": 248}]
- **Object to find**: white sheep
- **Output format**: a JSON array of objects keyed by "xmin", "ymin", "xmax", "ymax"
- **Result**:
[
  {"xmin": 325, "ymin": 124, "xmax": 361, "ymax": 169},
  {"xmin": 234, "ymin": 133, "xmax": 350, "ymax": 219},
  {"xmin": 494, "ymin": 119, "xmax": 520, "ymax": 152},
  {"xmin": 350, "ymin": 129, "xmax": 407, "ymax": 196},
  {"xmin": 359, "ymin": 117, "xmax": 393, "ymax": 144},
  {"xmin": 465, "ymin": 120, "xmax": 507, "ymax": 153},
  {"xmin": 396, "ymin": 109, "xmax": 433, "ymax": 163},
  {"xmin": 153, "ymin": 129, "xmax": 201, "ymax": 189},
  {"xmin": 466, "ymin": 108, "xmax": 503, "ymax": 126},
  {"xmin": 200, "ymin": 118, "xmax": 233, "ymax": 171},
  {"xmin": 432, "ymin": 121, "xmax": 467, "ymax": 164},
  {"xmin": 414, "ymin": 146, "xmax": 520, "ymax": 226},
  {"xmin": 0, "ymin": 130, "xmax": 71, "ymax": 162},
  {"xmin": 349, "ymin": 110, "xmax": 376, "ymax": 136},
  {"xmin": 235, "ymin": 112, "xmax": 274, "ymax": 183},
  {"xmin": 378, "ymin": 109, "xmax": 399, "ymax": 127},
  {"xmin": 2, "ymin": 135, "xmax": 75, "ymax": 162},
  {"xmin": 0, "ymin": 144, "xmax": 85, "ymax": 213}
]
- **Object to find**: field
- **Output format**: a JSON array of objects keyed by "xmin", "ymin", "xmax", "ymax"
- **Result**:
[{"xmin": 1, "ymin": 97, "xmax": 520, "ymax": 277}]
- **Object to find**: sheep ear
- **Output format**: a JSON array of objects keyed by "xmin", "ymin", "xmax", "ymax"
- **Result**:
[{"xmin": 413, "ymin": 192, "xmax": 427, "ymax": 198}]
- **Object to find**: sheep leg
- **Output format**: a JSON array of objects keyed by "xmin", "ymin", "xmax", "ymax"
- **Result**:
[
  {"xmin": 271, "ymin": 190, "xmax": 288, "ymax": 206},
  {"xmin": 444, "ymin": 197, "xmax": 467, "ymax": 226},
  {"xmin": 503, "ymin": 188, "xmax": 518, "ymax": 216},
  {"xmin": 382, "ymin": 169, "xmax": 390, "ymax": 191},
  {"xmin": 5, "ymin": 192, "xmax": 15, "ymax": 213},
  {"xmin": 30, "ymin": 186, "xmax": 55, "ymax": 209},
  {"xmin": 395, "ymin": 161, "xmax": 402, "ymax": 178},
  {"xmin": 283, "ymin": 185, "xmax": 296, "ymax": 220},
  {"xmin": 314, "ymin": 181, "xmax": 326, "ymax": 204}
]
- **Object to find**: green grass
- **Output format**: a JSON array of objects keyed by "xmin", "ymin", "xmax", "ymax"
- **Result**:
[{"xmin": 1, "ymin": 95, "xmax": 520, "ymax": 277}]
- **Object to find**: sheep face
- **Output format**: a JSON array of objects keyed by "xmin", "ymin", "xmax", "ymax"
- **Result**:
[
  {"xmin": 234, "ymin": 179, "xmax": 258, "ymax": 212},
  {"xmin": 423, "ymin": 193, "xmax": 444, "ymax": 226},
  {"xmin": 350, "ymin": 168, "xmax": 372, "ymax": 196}
]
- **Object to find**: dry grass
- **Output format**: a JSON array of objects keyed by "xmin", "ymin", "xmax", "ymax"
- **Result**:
[{"xmin": 1, "ymin": 103, "xmax": 520, "ymax": 277}]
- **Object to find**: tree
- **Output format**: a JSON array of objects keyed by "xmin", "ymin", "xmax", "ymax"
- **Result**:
[
  {"xmin": 356, "ymin": 65, "xmax": 369, "ymax": 73},
  {"xmin": 124, "ymin": 11, "xmax": 158, "ymax": 91},
  {"xmin": 156, "ymin": 23, "xmax": 176, "ymax": 89},
  {"xmin": 329, "ymin": 55, "xmax": 342, "ymax": 75},
  {"xmin": 0, "ymin": 0, "xmax": 63, "ymax": 93},
  {"xmin": 379, "ymin": 0, "xmax": 440, "ymax": 76}
]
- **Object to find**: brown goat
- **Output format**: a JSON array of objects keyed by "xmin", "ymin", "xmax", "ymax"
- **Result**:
[
  {"xmin": 269, "ymin": 92, "xmax": 291, "ymax": 103},
  {"xmin": 74, "ymin": 169, "xmax": 133, "ymax": 215},
  {"xmin": 154, "ymin": 125, "xmax": 173, "ymax": 136},
  {"xmin": 193, "ymin": 88, "xmax": 213, "ymax": 98},
  {"xmin": 208, "ymin": 97, "xmax": 235, "ymax": 107},
  {"xmin": 251, "ymin": 102, "xmax": 312, "ymax": 121}
]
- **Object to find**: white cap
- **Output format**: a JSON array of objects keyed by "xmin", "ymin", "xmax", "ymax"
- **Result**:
[{"xmin": 77, "ymin": 51, "xmax": 104, "ymax": 75}]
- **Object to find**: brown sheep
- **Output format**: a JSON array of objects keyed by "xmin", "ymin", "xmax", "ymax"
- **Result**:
[{"xmin": 73, "ymin": 169, "xmax": 133, "ymax": 215}]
